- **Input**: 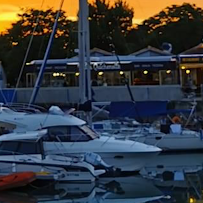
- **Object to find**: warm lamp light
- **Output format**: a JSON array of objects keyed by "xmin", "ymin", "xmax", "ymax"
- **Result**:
[
  {"xmin": 143, "ymin": 70, "xmax": 148, "ymax": 75},
  {"xmin": 98, "ymin": 71, "xmax": 104, "ymax": 76},
  {"xmin": 189, "ymin": 197, "xmax": 195, "ymax": 203},
  {"xmin": 186, "ymin": 70, "xmax": 190, "ymax": 74}
]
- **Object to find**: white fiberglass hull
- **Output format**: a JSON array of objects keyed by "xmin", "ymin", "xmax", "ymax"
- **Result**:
[
  {"xmin": 97, "ymin": 151, "xmax": 160, "ymax": 172},
  {"xmin": 43, "ymin": 137, "xmax": 161, "ymax": 172},
  {"xmin": 0, "ymin": 155, "xmax": 103, "ymax": 182},
  {"xmin": 134, "ymin": 133, "xmax": 203, "ymax": 151}
]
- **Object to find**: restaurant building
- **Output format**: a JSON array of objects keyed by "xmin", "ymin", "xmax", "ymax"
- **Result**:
[
  {"xmin": 179, "ymin": 43, "xmax": 203, "ymax": 93},
  {"xmin": 25, "ymin": 46, "xmax": 179, "ymax": 88}
]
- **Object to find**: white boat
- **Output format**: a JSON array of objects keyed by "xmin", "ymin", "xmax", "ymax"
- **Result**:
[
  {"xmin": 0, "ymin": 105, "xmax": 161, "ymax": 172},
  {"xmin": 134, "ymin": 127, "xmax": 203, "ymax": 151},
  {"xmin": 93, "ymin": 119, "xmax": 203, "ymax": 151},
  {"xmin": 0, "ymin": 130, "xmax": 105, "ymax": 182}
]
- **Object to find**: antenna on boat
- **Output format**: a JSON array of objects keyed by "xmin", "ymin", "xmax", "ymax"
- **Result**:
[{"xmin": 28, "ymin": 0, "xmax": 65, "ymax": 106}]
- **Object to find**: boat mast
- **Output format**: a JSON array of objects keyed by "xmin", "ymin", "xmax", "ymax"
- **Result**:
[
  {"xmin": 78, "ymin": 0, "xmax": 92, "ymax": 125},
  {"xmin": 29, "ymin": 0, "xmax": 64, "ymax": 105}
]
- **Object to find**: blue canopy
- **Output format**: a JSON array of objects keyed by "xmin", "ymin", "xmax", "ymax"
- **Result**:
[
  {"xmin": 109, "ymin": 101, "xmax": 191, "ymax": 119},
  {"xmin": 109, "ymin": 101, "xmax": 168, "ymax": 118}
]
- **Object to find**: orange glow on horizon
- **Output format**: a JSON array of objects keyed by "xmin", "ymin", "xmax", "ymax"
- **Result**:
[{"xmin": 0, "ymin": 0, "xmax": 203, "ymax": 33}]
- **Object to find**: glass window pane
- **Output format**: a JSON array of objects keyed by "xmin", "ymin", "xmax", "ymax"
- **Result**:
[
  {"xmin": 0, "ymin": 141, "xmax": 18, "ymax": 155},
  {"xmin": 70, "ymin": 127, "xmax": 91, "ymax": 141},
  {"xmin": 18, "ymin": 142, "xmax": 40, "ymax": 154}
]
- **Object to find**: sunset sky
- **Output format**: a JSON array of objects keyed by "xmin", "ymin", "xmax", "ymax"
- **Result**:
[{"xmin": 0, "ymin": 0, "xmax": 203, "ymax": 32}]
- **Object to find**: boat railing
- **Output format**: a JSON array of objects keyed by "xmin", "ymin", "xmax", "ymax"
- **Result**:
[
  {"xmin": 0, "ymin": 148, "xmax": 85, "ymax": 164},
  {"xmin": 3, "ymin": 103, "xmax": 47, "ymax": 114}
]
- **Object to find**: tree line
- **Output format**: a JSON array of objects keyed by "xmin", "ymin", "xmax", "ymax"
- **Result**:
[{"xmin": 0, "ymin": 0, "xmax": 203, "ymax": 85}]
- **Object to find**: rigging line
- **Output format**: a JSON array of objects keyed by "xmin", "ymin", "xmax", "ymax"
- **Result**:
[
  {"xmin": 29, "ymin": 0, "xmax": 65, "ymax": 106},
  {"xmin": 37, "ymin": 0, "xmax": 58, "ymax": 59},
  {"xmin": 10, "ymin": 0, "xmax": 46, "ymax": 104}
]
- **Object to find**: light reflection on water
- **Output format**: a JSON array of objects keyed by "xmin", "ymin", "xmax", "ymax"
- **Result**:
[{"xmin": 1, "ymin": 152, "xmax": 203, "ymax": 203}]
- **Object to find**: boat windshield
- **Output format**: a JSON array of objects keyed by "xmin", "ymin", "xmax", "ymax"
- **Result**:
[
  {"xmin": 0, "ymin": 108, "xmax": 15, "ymax": 114},
  {"xmin": 43, "ymin": 125, "xmax": 99, "ymax": 142},
  {"xmin": 79, "ymin": 125, "xmax": 99, "ymax": 139}
]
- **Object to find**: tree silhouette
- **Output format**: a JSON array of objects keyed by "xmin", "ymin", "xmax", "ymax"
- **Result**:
[
  {"xmin": 0, "ymin": 8, "xmax": 77, "ymax": 85},
  {"xmin": 131, "ymin": 3, "xmax": 203, "ymax": 53},
  {"xmin": 89, "ymin": 0, "xmax": 134, "ymax": 54}
]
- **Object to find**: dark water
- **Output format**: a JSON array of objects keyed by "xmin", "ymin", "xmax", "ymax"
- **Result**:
[{"xmin": 1, "ymin": 152, "xmax": 203, "ymax": 203}]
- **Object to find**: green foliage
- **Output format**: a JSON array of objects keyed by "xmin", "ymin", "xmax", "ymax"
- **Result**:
[
  {"xmin": 1, "ymin": 2, "xmax": 203, "ymax": 86},
  {"xmin": 132, "ymin": 3, "xmax": 203, "ymax": 53},
  {"xmin": 0, "ymin": 8, "xmax": 77, "ymax": 85},
  {"xmin": 89, "ymin": 0, "xmax": 134, "ymax": 54}
]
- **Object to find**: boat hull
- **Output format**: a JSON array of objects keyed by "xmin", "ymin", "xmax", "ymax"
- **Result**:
[
  {"xmin": 135, "ymin": 134, "xmax": 203, "ymax": 151},
  {"xmin": 97, "ymin": 151, "xmax": 160, "ymax": 172},
  {"xmin": 43, "ymin": 136, "xmax": 161, "ymax": 172},
  {"xmin": 45, "ymin": 145, "xmax": 160, "ymax": 171},
  {"xmin": 0, "ymin": 155, "xmax": 97, "ymax": 182},
  {"xmin": 0, "ymin": 172, "xmax": 36, "ymax": 191}
]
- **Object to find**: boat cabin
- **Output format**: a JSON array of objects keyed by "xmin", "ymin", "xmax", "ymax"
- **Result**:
[
  {"xmin": 43, "ymin": 125, "xmax": 98, "ymax": 142},
  {"xmin": 0, "ymin": 130, "xmax": 46, "ymax": 156}
]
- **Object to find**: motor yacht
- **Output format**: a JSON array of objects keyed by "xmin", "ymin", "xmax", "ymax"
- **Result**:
[
  {"xmin": 0, "ymin": 105, "xmax": 161, "ymax": 172},
  {"xmin": 93, "ymin": 119, "xmax": 203, "ymax": 151},
  {"xmin": 0, "ymin": 130, "xmax": 105, "ymax": 182}
]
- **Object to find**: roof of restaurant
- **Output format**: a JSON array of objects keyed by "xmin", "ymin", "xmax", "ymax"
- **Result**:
[
  {"xmin": 131, "ymin": 46, "xmax": 172, "ymax": 56},
  {"xmin": 180, "ymin": 43, "xmax": 203, "ymax": 55}
]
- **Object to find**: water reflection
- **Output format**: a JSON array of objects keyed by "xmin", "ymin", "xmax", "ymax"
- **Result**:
[
  {"xmin": 140, "ymin": 152, "xmax": 203, "ymax": 203},
  {"xmin": 0, "ymin": 176, "xmax": 165, "ymax": 203},
  {"xmin": 2, "ymin": 152, "xmax": 203, "ymax": 203}
]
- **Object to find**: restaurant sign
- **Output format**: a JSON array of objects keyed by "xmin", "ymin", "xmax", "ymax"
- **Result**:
[
  {"xmin": 132, "ymin": 61, "xmax": 177, "ymax": 70},
  {"xmin": 180, "ymin": 56, "xmax": 203, "ymax": 63}
]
